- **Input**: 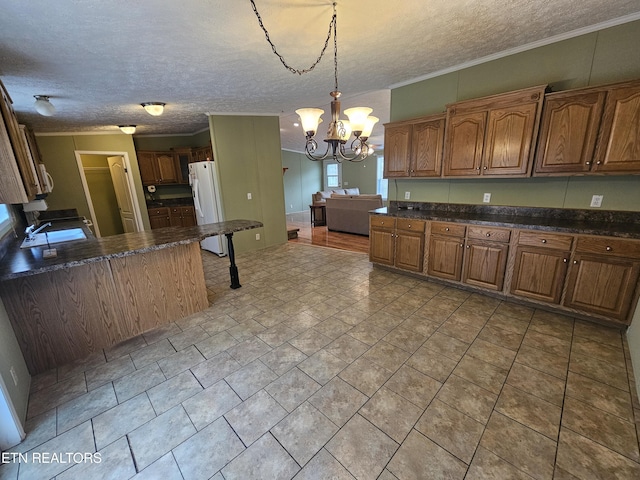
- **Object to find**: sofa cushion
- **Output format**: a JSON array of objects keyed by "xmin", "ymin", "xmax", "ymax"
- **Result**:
[
  {"xmin": 344, "ymin": 187, "xmax": 360, "ymax": 195},
  {"xmin": 332, "ymin": 189, "xmax": 347, "ymax": 195}
]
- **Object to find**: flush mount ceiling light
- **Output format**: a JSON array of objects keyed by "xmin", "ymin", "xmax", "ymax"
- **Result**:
[
  {"xmin": 251, "ymin": 1, "xmax": 377, "ymax": 162},
  {"xmin": 118, "ymin": 125, "xmax": 136, "ymax": 134},
  {"xmin": 141, "ymin": 102, "xmax": 165, "ymax": 116},
  {"xmin": 33, "ymin": 95, "xmax": 55, "ymax": 116}
]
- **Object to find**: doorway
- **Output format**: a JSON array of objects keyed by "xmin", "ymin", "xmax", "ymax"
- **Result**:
[
  {"xmin": 75, "ymin": 151, "xmax": 144, "ymax": 237},
  {"xmin": 323, "ymin": 159, "xmax": 342, "ymax": 190}
]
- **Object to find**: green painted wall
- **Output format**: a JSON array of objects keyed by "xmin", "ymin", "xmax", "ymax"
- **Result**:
[
  {"xmin": 209, "ymin": 115, "xmax": 287, "ymax": 252},
  {"xmin": 389, "ymin": 20, "xmax": 640, "ymax": 212},
  {"xmin": 282, "ymin": 150, "xmax": 322, "ymax": 213},
  {"xmin": 35, "ymin": 134, "xmax": 150, "ymax": 230},
  {"xmin": 342, "ymin": 152, "xmax": 380, "ymax": 194}
]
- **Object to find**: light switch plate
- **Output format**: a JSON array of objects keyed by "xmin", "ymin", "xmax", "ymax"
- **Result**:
[
  {"xmin": 590, "ymin": 194, "xmax": 603, "ymax": 208},
  {"xmin": 247, "ymin": 193, "xmax": 252, "ymax": 200},
  {"xmin": 404, "ymin": 191, "xmax": 411, "ymax": 200},
  {"xmin": 483, "ymin": 193, "xmax": 491, "ymax": 203}
]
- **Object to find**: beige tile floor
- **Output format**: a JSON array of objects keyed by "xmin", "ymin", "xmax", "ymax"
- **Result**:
[{"xmin": 2, "ymin": 243, "xmax": 640, "ymax": 480}]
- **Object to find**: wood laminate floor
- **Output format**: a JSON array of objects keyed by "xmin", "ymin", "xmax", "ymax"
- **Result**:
[{"xmin": 286, "ymin": 210, "xmax": 370, "ymax": 254}]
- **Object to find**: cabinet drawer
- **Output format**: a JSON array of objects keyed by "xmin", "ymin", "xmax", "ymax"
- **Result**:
[
  {"xmin": 149, "ymin": 207, "xmax": 169, "ymax": 216},
  {"xmin": 396, "ymin": 218, "xmax": 426, "ymax": 232},
  {"xmin": 518, "ymin": 231, "xmax": 573, "ymax": 250},
  {"xmin": 370, "ymin": 216, "xmax": 396, "ymax": 229},
  {"xmin": 575, "ymin": 236, "xmax": 640, "ymax": 259},
  {"xmin": 467, "ymin": 226, "xmax": 511, "ymax": 243},
  {"xmin": 431, "ymin": 222, "xmax": 465, "ymax": 237}
]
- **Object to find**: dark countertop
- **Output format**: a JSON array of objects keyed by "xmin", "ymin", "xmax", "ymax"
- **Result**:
[
  {"xmin": 0, "ymin": 219, "xmax": 262, "ymax": 281},
  {"xmin": 371, "ymin": 202, "xmax": 640, "ymax": 239}
]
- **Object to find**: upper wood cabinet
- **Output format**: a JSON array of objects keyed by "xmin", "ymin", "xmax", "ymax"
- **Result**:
[
  {"xmin": 443, "ymin": 85, "xmax": 546, "ymax": 178},
  {"xmin": 383, "ymin": 114, "xmax": 445, "ymax": 178},
  {"xmin": 137, "ymin": 151, "xmax": 179, "ymax": 185},
  {"xmin": 534, "ymin": 79, "xmax": 640, "ymax": 175},
  {"xmin": 0, "ymin": 80, "xmax": 40, "ymax": 203}
]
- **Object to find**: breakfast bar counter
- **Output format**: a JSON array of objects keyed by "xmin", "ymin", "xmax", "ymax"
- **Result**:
[{"xmin": 0, "ymin": 220, "xmax": 262, "ymax": 374}]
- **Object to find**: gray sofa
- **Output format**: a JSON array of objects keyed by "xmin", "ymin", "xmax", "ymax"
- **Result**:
[{"xmin": 325, "ymin": 194, "xmax": 383, "ymax": 236}]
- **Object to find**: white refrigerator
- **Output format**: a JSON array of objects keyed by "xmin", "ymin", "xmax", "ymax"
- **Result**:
[{"xmin": 189, "ymin": 161, "xmax": 227, "ymax": 256}]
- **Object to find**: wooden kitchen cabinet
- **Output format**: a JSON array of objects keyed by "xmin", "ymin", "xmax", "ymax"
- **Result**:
[
  {"xmin": 370, "ymin": 216, "xmax": 426, "ymax": 272},
  {"xmin": 510, "ymin": 231, "xmax": 573, "ymax": 303},
  {"xmin": 369, "ymin": 216, "xmax": 396, "ymax": 266},
  {"xmin": 564, "ymin": 237, "xmax": 640, "ymax": 322},
  {"xmin": 148, "ymin": 207, "xmax": 171, "ymax": 229},
  {"xmin": 427, "ymin": 222, "xmax": 465, "ymax": 281},
  {"xmin": 170, "ymin": 206, "xmax": 196, "ymax": 227},
  {"xmin": 173, "ymin": 148, "xmax": 193, "ymax": 184},
  {"xmin": 592, "ymin": 81, "xmax": 640, "ymax": 173},
  {"xmin": 0, "ymin": 80, "xmax": 39, "ymax": 203},
  {"xmin": 137, "ymin": 151, "xmax": 180, "ymax": 185},
  {"xmin": 462, "ymin": 226, "xmax": 510, "ymax": 291},
  {"xmin": 383, "ymin": 114, "xmax": 445, "ymax": 178},
  {"xmin": 193, "ymin": 145, "xmax": 213, "ymax": 162},
  {"xmin": 442, "ymin": 85, "xmax": 546, "ymax": 177},
  {"xmin": 535, "ymin": 79, "xmax": 640, "ymax": 175}
]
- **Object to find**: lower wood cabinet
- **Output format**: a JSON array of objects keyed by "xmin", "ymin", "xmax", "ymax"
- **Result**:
[
  {"xmin": 148, "ymin": 207, "xmax": 171, "ymax": 229},
  {"xmin": 510, "ymin": 231, "xmax": 572, "ymax": 303},
  {"xmin": 170, "ymin": 206, "xmax": 196, "ymax": 227},
  {"xmin": 564, "ymin": 237, "xmax": 640, "ymax": 321},
  {"xmin": 370, "ymin": 216, "xmax": 425, "ymax": 272},
  {"xmin": 371, "ymin": 215, "xmax": 640, "ymax": 326}
]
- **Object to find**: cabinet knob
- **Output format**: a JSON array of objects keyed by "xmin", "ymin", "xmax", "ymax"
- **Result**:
[
  {"xmin": 606, "ymin": 246, "xmax": 612, "ymax": 251},
  {"xmin": 486, "ymin": 233, "xmax": 490, "ymax": 237},
  {"xmin": 542, "ymin": 239, "xmax": 547, "ymax": 243},
  {"xmin": 573, "ymin": 260, "xmax": 578, "ymax": 264},
  {"xmin": 476, "ymin": 167, "xmax": 481, "ymax": 171},
  {"xmin": 381, "ymin": 221, "xmax": 384, "ymax": 225},
  {"xmin": 483, "ymin": 166, "xmax": 487, "ymax": 170},
  {"xmin": 445, "ymin": 227, "xmax": 450, "ymax": 231},
  {"xmin": 585, "ymin": 161, "xmax": 591, "ymax": 165},
  {"xmin": 563, "ymin": 258, "xmax": 568, "ymax": 263},
  {"xmin": 459, "ymin": 244, "xmax": 463, "ymax": 247},
  {"xmin": 466, "ymin": 245, "xmax": 470, "ymax": 249},
  {"xmin": 596, "ymin": 161, "xmax": 601, "ymax": 165},
  {"xmin": 408, "ymin": 224, "xmax": 411, "ymax": 228}
]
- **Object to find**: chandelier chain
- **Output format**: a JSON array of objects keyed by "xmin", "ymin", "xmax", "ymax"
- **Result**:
[{"xmin": 250, "ymin": 0, "xmax": 337, "ymax": 77}]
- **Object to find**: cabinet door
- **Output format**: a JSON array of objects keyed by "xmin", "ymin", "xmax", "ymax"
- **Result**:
[
  {"xmin": 0, "ymin": 82, "xmax": 38, "ymax": 200},
  {"xmin": 395, "ymin": 230, "xmax": 424, "ymax": 272},
  {"xmin": 169, "ymin": 208, "xmax": 183, "ymax": 227},
  {"xmin": 148, "ymin": 208, "xmax": 171, "ymax": 229},
  {"xmin": 137, "ymin": 152, "xmax": 158, "ymax": 185},
  {"xmin": 462, "ymin": 241, "xmax": 509, "ymax": 291},
  {"xmin": 511, "ymin": 246, "xmax": 569, "ymax": 303},
  {"xmin": 593, "ymin": 84, "xmax": 640, "ymax": 173},
  {"xmin": 384, "ymin": 124, "xmax": 412, "ymax": 177},
  {"xmin": 534, "ymin": 91, "xmax": 605, "ymax": 174},
  {"xmin": 174, "ymin": 151, "xmax": 192, "ymax": 184},
  {"xmin": 370, "ymin": 227, "xmax": 395, "ymax": 265},
  {"xmin": 181, "ymin": 206, "xmax": 196, "ymax": 227},
  {"xmin": 411, "ymin": 117, "xmax": 444, "ymax": 177},
  {"xmin": 564, "ymin": 254, "xmax": 640, "ymax": 322},
  {"xmin": 482, "ymin": 103, "xmax": 537, "ymax": 176},
  {"xmin": 156, "ymin": 153, "xmax": 179, "ymax": 184},
  {"xmin": 427, "ymin": 234, "xmax": 464, "ymax": 281},
  {"xmin": 442, "ymin": 111, "xmax": 486, "ymax": 176}
]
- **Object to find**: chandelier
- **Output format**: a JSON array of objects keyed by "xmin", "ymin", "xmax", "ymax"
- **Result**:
[{"xmin": 251, "ymin": 1, "xmax": 377, "ymax": 162}]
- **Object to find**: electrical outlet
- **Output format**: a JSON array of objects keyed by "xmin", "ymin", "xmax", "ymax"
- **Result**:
[
  {"xmin": 255, "ymin": 233, "xmax": 260, "ymax": 241},
  {"xmin": 404, "ymin": 191, "xmax": 411, "ymax": 200},
  {"xmin": 247, "ymin": 193, "xmax": 252, "ymax": 200},
  {"xmin": 344, "ymin": 181, "xmax": 349, "ymax": 186},
  {"xmin": 10, "ymin": 366, "xmax": 18, "ymax": 386},
  {"xmin": 590, "ymin": 194, "xmax": 603, "ymax": 208},
  {"xmin": 483, "ymin": 193, "xmax": 491, "ymax": 203}
]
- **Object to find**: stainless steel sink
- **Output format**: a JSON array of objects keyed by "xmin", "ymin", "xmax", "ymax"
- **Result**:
[{"xmin": 20, "ymin": 228, "xmax": 87, "ymax": 249}]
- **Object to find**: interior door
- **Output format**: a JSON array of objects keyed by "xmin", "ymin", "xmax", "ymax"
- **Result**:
[
  {"xmin": 108, "ymin": 156, "xmax": 138, "ymax": 233},
  {"xmin": 323, "ymin": 160, "xmax": 342, "ymax": 190}
]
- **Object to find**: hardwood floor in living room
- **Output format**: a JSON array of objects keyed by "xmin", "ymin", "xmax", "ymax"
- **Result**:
[{"xmin": 286, "ymin": 211, "xmax": 370, "ymax": 254}]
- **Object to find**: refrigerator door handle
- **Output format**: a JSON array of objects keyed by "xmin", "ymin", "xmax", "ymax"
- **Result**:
[{"xmin": 193, "ymin": 178, "xmax": 204, "ymax": 218}]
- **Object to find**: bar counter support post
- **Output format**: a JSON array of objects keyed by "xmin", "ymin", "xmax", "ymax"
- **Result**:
[{"xmin": 225, "ymin": 233, "xmax": 241, "ymax": 289}]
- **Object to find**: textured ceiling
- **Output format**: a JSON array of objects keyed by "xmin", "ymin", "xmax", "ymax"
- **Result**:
[{"xmin": 1, "ymin": 0, "xmax": 639, "ymax": 152}]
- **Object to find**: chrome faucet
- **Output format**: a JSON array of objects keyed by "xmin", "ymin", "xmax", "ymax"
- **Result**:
[{"xmin": 25, "ymin": 222, "xmax": 51, "ymax": 240}]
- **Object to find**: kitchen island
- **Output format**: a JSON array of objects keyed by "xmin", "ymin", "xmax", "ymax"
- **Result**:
[{"xmin": 0, "ymin": 220, "xmax": 262, "ymax": 374}]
